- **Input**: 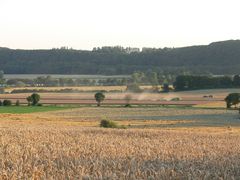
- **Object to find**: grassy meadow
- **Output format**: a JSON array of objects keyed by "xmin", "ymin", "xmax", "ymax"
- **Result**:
[{"xmin": 0, "ymin": 106, "xmax": 73, "ymax": 114}]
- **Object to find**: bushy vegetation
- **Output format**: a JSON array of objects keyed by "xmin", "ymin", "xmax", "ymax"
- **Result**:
[
  {"xmin": 3, "ymin": 100, "xmax": 12, "ymax": 106},
  {"xmin": 225, "ymin": 93, "xmax": 240, "ymax": 108},
  {"xmin": 100, "ymin": 120, "xmax": 119, "ymax": 128},
  {"xmin": 100, "ymin": 120, "xmax": 126, "ymax": 129},
  {"xmin": 174, "ymin": 75, "xmax": 240, "ymax": 91},
  {"xmin": 26, "ymin": 93, "xmax": 41, "ymax": 106}
]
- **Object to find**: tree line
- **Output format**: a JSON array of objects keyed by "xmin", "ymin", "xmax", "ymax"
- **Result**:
[
  {"xmin": 0, "ymin": 71, "xmax": 173, "ymax": 88},
  {"xmin": 1, "ymin": 40, "xmax": 240, "ymax": 75},
  {"xmin": 174, "ymin": 75, "xmax": 240, "ymax": 91}
]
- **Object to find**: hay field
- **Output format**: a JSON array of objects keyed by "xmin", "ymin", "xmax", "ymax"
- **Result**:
[{"xmin": 1, "ymin": 107, "xmax": 240, "ymax": 179}]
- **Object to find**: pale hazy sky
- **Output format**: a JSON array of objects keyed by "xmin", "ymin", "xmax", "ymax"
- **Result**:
[{"xmin": 0, "ymin": 0, "xmax": 240, "ymax": 50}]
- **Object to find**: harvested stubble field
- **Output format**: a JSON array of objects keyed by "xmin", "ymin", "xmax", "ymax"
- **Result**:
[
  {"xmin": 0, "ymin": 90, "xmax": 228, "ymax": 106},
  {"xmin": 48, "ymin": 107, "xmax": 240, "ymax": 128},
  {"xmin": 1, "ymin": 107, "xmax": 240, "ymax": 179}
]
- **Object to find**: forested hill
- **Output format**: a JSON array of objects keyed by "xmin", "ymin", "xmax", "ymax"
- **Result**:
[{"xmin": 0, "ymin": 40, "xmax": 240, "ymax": 75}]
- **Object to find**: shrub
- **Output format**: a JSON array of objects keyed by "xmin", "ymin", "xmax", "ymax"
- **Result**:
[
  {"xmin": 100, "ymin": 120, "xmax": 118, "ymax": 128},
  {"xmin": 3, "ymin": 100, "xmax": 12, "ymax": 106},
  {"xmin": 15, "ymin": 100, "xmax": 20, "ymax": 106},
  {"xmin": 0, "ymin": 100, "xmax": 2, "ymax": 106},
  {"xmin": 37, "ymin": 103, "xmax": 43, "ymax": 106},
  {"xmin": 125, "ymin": 104, "xmax": 132, "ymax": 108},
  {"xmin": 170, "ymin": 97, "xmax": 181, "ymax": 101},
  {"xmin": 100, "ymin": 120, "xmax": 127, "ymax": 129}
]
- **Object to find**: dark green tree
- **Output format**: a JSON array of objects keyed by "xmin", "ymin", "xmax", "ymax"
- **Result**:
[
  {"xmin": 31, "ymin": 93, "xmax": 40, "ymax": 106},
  {"xmin": 94, "ymin": 92, "xmax": 105, "ymax": 106},
  {"xmin": 225, "ymin": 93, "xmax": 240, "ymax": 108},
  {"xmin": 3, "ymin": 100, "xmax": 12, "ymax": 106},
  {"xmin": 27, "ymin": 93, "xmax": 41, "ymax": 106}
]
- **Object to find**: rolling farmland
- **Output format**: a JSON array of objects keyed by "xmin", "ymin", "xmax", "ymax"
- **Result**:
[
  {"xmin": 0, "ymin": 107, "xmax": 240, "ymax": 179},
  {"xmin": 0, "ymin": 88, "xmax": 240, "ymax": 178},
  {"xmin": 1, "ymin": 88, "xmax": 236, "ymax": 107}
]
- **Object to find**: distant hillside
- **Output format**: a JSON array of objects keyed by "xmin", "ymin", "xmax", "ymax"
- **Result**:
[{"xmin": 0, "ymin": 40, "xmax": 240, "ymax": 75}]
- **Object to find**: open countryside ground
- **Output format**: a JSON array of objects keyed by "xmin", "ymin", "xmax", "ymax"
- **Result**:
[
  {"xmin": 0, "ymin": 106, "xmax": 239, "ymax": 128},
  {"xmin": 0, "ymin": 87, "xmax": 240, "ymax": 178},
  {"xmin": 0, "ymin": 106, "xmax": 240, "ymax": 179},
  {"xmin": 40, "ymin": 107, "xmax": 240, "ymax": 128},
  {"xmin": 2, "ymin": 88, "xmax": 239, "ymax": 107}
]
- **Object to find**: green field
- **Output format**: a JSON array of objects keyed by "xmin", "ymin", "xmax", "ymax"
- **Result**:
[{"xmin": 0, "ymin": 106, "xmax": 71, "ymax": 114}]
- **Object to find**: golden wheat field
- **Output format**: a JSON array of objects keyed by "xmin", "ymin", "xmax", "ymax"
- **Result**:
[{"xmin": 0, "ymin": 107, "xmax": 240, "ymax": 179}]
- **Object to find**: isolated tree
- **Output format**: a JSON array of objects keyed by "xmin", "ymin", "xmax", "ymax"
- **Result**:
[
  {"xmin": 26, "ymin": 93, "xmax": 41, "ymax": 106},
  {"xmin": 31, "ymin": 93, "xmax": 40, "ymax": 105},
  {"xmin": 225, "ymin": 93, "xmax": 240, "ymax": 108},
  {"xmin": 95, "ymin": 92, "xmax": 105, "ymax": 106}
]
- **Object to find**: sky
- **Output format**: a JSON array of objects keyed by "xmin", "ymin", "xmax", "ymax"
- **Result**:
[{"xmin": 0, "ymin": 0, "xmax": 240, "ymax": 50}]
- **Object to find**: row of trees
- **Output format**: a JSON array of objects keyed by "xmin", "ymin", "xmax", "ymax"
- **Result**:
[
  {"xmin": 130, "ymin": 71, "xmax": 175, "ymax": 86},
  {"xmin": 4, "ymin": 76, "xmax": 129, "ymax": 87},
  {"xmin": 0, "ymin": 92, "xmax": 105, "ymax": 107},
  {"xmin": 174, "ymin": 75, "xmax": 240, "ymax": 91},
  {"xmin": 1, "ymin": 70, "xmax": 176, "ymax": 88}
]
